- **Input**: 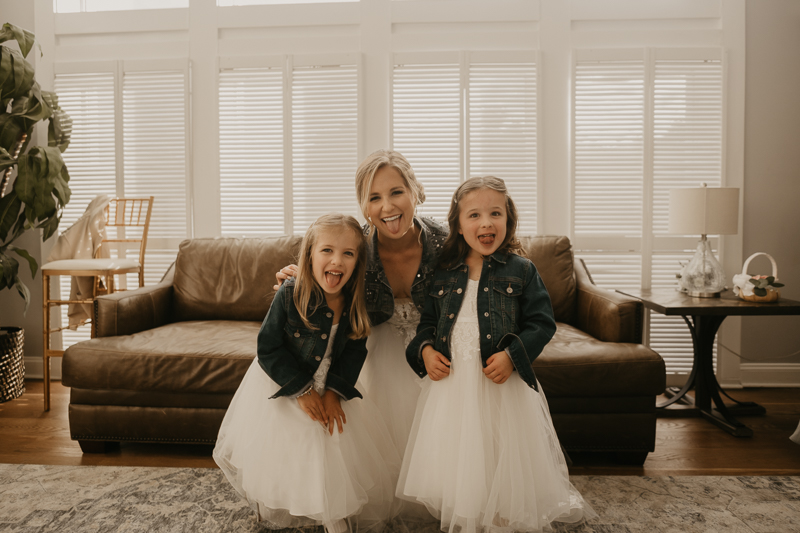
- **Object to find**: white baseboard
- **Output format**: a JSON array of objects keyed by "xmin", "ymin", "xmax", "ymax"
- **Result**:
[
  {"xmin": 23, "ymin": 356, "xmax": 61, "ymax": 381},
  {"xmin": 737, "ymin": 363, "xmax": 800, "ymax": 387}
]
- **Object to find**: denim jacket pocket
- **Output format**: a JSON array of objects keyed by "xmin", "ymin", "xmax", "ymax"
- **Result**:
[
  {"xmin": 283, "ymin": 319, "xmax": 314, "ymax": 360},
  {"xmin": 492, "ymin": 277, "xmax": 524, "ymax": 325}
]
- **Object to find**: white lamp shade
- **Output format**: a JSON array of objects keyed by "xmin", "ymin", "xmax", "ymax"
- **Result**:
[{"xmin": 668, "ymin": 187, "xmax": 739, "ymax": 235}]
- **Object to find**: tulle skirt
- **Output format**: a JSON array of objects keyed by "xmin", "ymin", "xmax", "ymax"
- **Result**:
[
  {"xmin": 358, "ymin": 321, "xmax": 434, "ymax": 522},
  {"xmin": 214, "ymin": 359, "xmax": 400, "ymax": 532},
  {"xmin": 396, "ymin": 353, "xmax": 596, "ymax": 533}
]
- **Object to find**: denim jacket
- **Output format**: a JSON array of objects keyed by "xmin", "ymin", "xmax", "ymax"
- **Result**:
[
  {"xmin": 257, "ymin": 278, "xmax": 367, "ymax": 400},
  {"xmin": 405, "ymin": 252, "xmax": 557, "ymax": 391},
  {"xmin": 364, "ymin": 216, "xmax": 449, "ymax": 326}
]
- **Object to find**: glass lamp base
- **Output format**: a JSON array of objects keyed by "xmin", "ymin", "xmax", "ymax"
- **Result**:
[{"xmin": 678, "ymin": 236, "xmax": 727, "ymax": 297}]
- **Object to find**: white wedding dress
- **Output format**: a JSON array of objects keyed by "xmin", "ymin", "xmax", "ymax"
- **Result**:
[
  {"xmin": 214, "ymin": 324, "xmax": 400, "ymax": 532},
  {"xmin": 396, "ymin": 280, "xmax": 596, "ymax": 533},
  {"xmin": 357, "ymin": 298, "xmax": 434, "ymax": 521}
]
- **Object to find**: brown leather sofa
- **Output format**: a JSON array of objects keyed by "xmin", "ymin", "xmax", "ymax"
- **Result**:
[{"xmin": 62, "ymin": 235, "xmax": 665, "ymax": 464}]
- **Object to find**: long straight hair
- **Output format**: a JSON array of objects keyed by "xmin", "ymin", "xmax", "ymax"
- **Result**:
[
  {"xmin": 294, "ymin": 213, "xmax": 370, "ymax": 339},
  {"xmin": 438, "ymin": 176, "xmax": 525, "ymax": 269}
]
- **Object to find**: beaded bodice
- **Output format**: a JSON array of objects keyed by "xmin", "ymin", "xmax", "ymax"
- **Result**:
[{"xmin": 387, "ymin": 298, "xmax": 421, "ymax": 348}]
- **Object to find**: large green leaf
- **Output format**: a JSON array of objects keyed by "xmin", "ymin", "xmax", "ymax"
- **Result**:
[
  {"xmin": 0, "ymin": 45, "xmax": 35, "ymax": 103},
  {"xmin": 0, "ymin": 23, "xmax": 37, "ymax": 58},
  {"xmin": 11, "ymin": 82, "xmax": 52, "ymax": 132},
  {"xmin": 0, "ymin": 191, "xmax": 21, "ymax": 243},
  {"xmin": 0, "ymin": 113, "xmax": 28, "ymax": 154},
  {"xmin": 14, "ymin": 146, "xmax": 69, "ymax": 239},
  {"xmin": 9, "ymin": 244, "xmax": 37, "ymax": 277},
  {"xmin": 43, "ymin": 91, "xmax": 73, "ymax": 153},
  {"xmin": 0, "ymin": 249, "xmax": 18, "ymax": 290}
]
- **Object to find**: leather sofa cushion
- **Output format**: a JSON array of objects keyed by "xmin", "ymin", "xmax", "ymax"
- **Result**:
[
  {"xmin": 534, "ymin": 323, "xmax": 666, "ymax": 398},
  {"xmin": 173, "ymin": 236, "xmax": 302, "ymax": 322},
  {"xmin": 520, "ymin": 235, "xmax": 576, "ymax": 325},
  {"xmin": 62, "ymin": 321, "xmax": 258, "ymax": 394}
]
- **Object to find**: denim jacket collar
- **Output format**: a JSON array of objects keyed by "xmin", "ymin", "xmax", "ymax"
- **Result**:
[{"xmin": 445, "ymin": 250, "xmax": 510, "ymax": 271}]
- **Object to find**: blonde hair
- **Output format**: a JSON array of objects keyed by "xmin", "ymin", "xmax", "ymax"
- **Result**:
[
  {"xmin": 355, "ymin": 149, "xmax": 426, "ymax": 227},
  {"xmin": 439, "ymin": 176, "xmax": 524, "ymax": 269},
  {"xmin": 294, "ymin": 213, "xmax": 371, "ymax": 339}
]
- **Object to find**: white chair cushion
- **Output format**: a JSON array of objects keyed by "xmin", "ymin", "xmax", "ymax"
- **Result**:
[{"xmin": 42, "ymin": 258, "xmax": 141, "ymax": 272}]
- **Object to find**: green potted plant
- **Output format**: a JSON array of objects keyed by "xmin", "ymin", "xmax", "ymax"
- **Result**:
[{"xmin": 0, "ymin": 22, "xmax": 72, "ymax": 402}]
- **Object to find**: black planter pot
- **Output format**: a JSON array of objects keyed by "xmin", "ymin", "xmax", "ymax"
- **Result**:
[{"xmin": 0, "ymin": 327, "xmax": 25, "ymax": 403}]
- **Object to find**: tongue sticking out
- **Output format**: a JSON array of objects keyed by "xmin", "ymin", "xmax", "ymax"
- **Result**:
[
  {"xmin": 384, "ymin": 215, "xmax": 402, "ymax": 234},
  {"xmin": 325, "ymin": 272, "xmax": 342, "ymax": 288},
  {"xmin": 478, "ymin": 234, "xmax": 495, "ymax": 245}
]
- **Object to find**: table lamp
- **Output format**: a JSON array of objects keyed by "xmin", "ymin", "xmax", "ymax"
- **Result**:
[{"xmin": 669, "ymin": 184, "xmax": 739, "ymax": 297}]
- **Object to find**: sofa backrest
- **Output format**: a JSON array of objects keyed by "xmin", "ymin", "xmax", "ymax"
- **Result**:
[
  {"xmin": 173, "ymin": 236, "xmax": 302, "ymax": 322},
  {"xmin": 170, "ymin": 234, "xmax": 576, "ymax": 325},
  {"xmin": 519, "ymin": 235, "xmax": 576, "ymax": 324}
]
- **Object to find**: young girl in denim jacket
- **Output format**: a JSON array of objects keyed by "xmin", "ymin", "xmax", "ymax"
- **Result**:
[
  {"xmin": 214, "ymin": 214, "xmax": 399, "ymax": 533},
  {"xmin": 399, "ymin": 177, "xmax": 596, "ymax": 533}
]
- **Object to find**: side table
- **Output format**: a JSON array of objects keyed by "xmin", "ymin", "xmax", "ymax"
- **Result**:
[{"xmin": 616, "ymin": 289, "xmax": 800, "ymax": 437}]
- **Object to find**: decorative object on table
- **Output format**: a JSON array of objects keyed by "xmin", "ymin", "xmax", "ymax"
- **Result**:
[
  {"xmin": 669, "ymin": 184, "xmax": 739, "ymax": 297},
  {"xmin": 0, "ymin": 22, "xmax": 72, "ymax": 312},
  {"xmin": 0, "ymin": 327, "xmax": 25, "ymax": 403},
  {"xmin": 732, "ymin": 252, "xmax": 784, "ymax": 303}
]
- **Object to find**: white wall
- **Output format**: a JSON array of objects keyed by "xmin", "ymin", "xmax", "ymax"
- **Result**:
[{"xmin": 736, "ymin": 0, "xmax": 800, "ymax": 384}]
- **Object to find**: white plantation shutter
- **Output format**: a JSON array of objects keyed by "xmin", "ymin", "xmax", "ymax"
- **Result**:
[
  {"xmin": 468, "ymin": 59, "xmax": 537, "ymax": 234},
  {"xmin": 573, "ymin": 58, "xmax": 644, "ymax": 236},
  {"xmin": 572, "ymin": 49, "xmax": 724, "ymax": 374},
  {"xmin": 649, "ymin": 56, "xmax": 723, "ymax": 373},
  {"xmin": 392, "ymin": 54, "xmax": 538, "ymax": 227},
  {"xmin": 219, "ymin": 68, "xmax": 284, "ymax": 237},
  {"xmin": 55, "ymin": 72, "xmax": 118, "ymax": 228},
  {"xmin": 54, "ymin": 70, "xmax": 118, "ymax": 349},
  {"xmin": 392, "ymin": 61, "xmax": 461, "ymax": 220},
  {"xmin": 122, "ymin": 68, "xmax": 189, "ymax": 286},
  {"xmin": 291, "ymin": 63, "xmax": 359, "ymax": 232},
  {"xmin": 652, "ymin": 59, "xmax": 723, "ymax": 233},
  {"xmin": 218, "ymin": 57, "xmax": 358, "ymax": 236}
]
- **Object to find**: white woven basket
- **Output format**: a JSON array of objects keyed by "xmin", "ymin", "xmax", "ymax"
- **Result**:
[{"xmin": 733, "ymin": 252, "xmax": 780, "ymax": 303}]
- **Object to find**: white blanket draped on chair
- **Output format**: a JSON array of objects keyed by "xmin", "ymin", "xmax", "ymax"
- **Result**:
[{"xmin": 46, "ymin": 195, "xmax": 111, "ymax": 328}]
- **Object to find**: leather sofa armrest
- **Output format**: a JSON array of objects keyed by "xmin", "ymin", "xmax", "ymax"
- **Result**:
[
  {"xmin": 574, "ymin": 258, "xmax": 644, "ymax": 344},
  {"xmin": 94, "ymin": 265, "xmax": 175, "ymax": 337}
]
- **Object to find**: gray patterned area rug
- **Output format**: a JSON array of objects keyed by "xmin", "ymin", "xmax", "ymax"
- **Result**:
[{"xmin": 0, "ymin": 464, "xmax": 798, "ymax": 533}]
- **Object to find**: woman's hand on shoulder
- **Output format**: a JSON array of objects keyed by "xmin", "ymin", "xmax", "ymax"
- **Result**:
[
  {"xmin": 483, "ymin": 351, "xmax": 514, "ymax": 384},
  {"xmin": 422, "ymin": 345, "xmax": 451, "ymax": 381},
  {"xmin": 273, "ymin": 264, "xmax": 299, "ymax": 291},
  {"xmin": 321, "ymin": 390, "xmax": 346, "ymax": 435},
  {"xmin": 297, "ymin": 388, "xmax": 328, "ymax": 425}
]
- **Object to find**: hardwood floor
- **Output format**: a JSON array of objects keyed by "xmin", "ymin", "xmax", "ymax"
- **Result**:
[{"xmin": 1, "ymin": 380, "xmax": 799, "ymax": 475}]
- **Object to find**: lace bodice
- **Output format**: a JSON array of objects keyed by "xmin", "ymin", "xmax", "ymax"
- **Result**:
[
  {"xmin": 451, "ymin": 279, "xmax": 481, "ymax": 362},
  {"xmin": 312, "ymin": 323, "xmax": 338, "ymax": 394},
  {"xmin": 387, "ymin": 298, "xmax": 421, "ymax": 348}
]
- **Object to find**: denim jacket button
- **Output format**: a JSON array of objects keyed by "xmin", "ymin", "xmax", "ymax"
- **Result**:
[
  {"xmin": 456, "ymin": 288, "xmax": 463, "ymax": 294},
  {"xmin": 441, "ymin": 336, "xmax": 446, "ymax": 342},
  {"xmin": 326, "ymin": 312, "xmax": 332, "ymax": 318},
  {"xmin": 484, "ymin": 287, "xmax": 489, "ymax": 292},
  {"xmin": 294, "ymin": 332, "xmax": 300, "ymax": 338},
  {"xmin": 486, "ymin": 334, "xmax": 491, "ymax": 339},
  {"xmin": 438, "ymin": 289, "xmax": 443, "ymax": 295},
  {"xmin": 449, "ymin": 313, "xmax": 454, "ymax": 319},
  {"xmin": 484, "ymin": 312, "xmax": 489, "ymax": 317},
  {"xmin": 321, "ymin": 334, "xmax": 328, "ymax": 340},
  {"xmin": 315, "ymin": 356, "xmax": 322, "ymax": 361},
  {"xmin": 507, "ymin": 287, "xmax": 513, "ymax": 293}
]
